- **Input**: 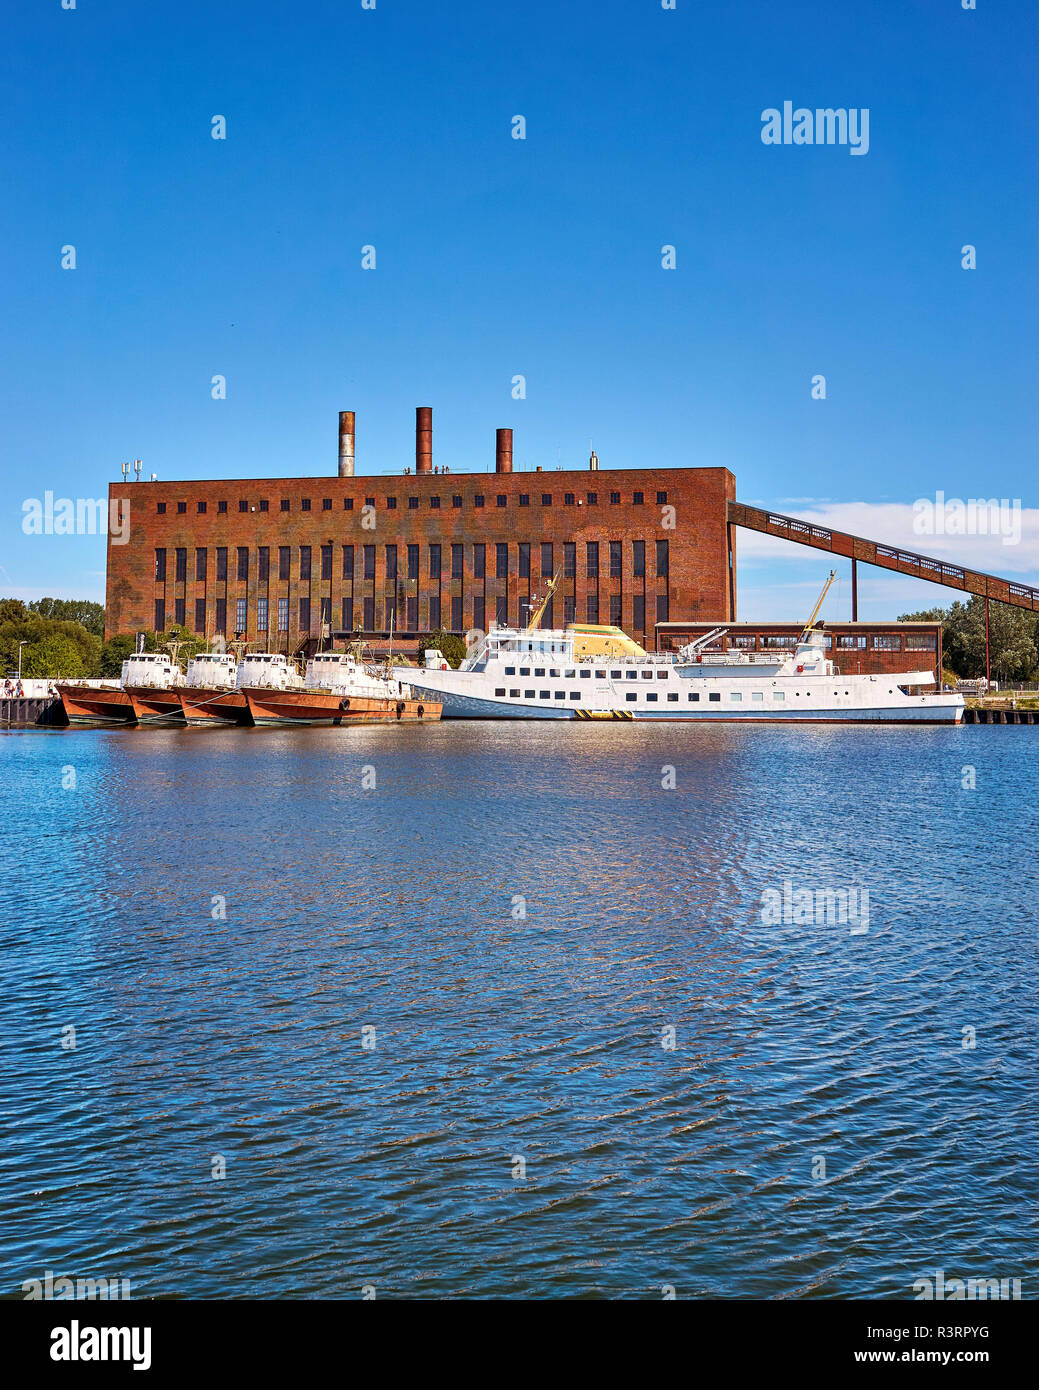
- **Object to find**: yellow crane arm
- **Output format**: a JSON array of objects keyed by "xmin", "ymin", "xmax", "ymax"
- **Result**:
[{"xmin": 801, "ymin": 570, "xmax": 837, "ymax": 638}]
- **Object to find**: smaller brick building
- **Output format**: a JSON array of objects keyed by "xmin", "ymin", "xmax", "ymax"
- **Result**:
[{"xmin": 655, "ymin": 621, "xmax": 944, "ymax": 686}]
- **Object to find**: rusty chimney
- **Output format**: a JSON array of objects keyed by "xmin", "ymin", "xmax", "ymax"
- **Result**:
[
  {"xmin": 338, "ymin": 411, "xmax": 355, "ymax": 477},
  {"xmin": 415, "ymin": 406, "xmax": 433, "ymax": 474},
  {"xmin": 495, "ymin": 428, "xmax": 513, "ymax": 474}
]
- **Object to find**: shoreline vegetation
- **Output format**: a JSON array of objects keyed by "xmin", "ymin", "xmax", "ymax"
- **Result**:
[{"xmin": 1, "ymin": 595, "xmax": 1036, "ymax": 685}]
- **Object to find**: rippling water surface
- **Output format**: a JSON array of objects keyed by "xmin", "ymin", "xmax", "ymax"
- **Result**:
[{"xmin": 1, "ymin": 722, "xmax": 1035, "ymax": 1299}]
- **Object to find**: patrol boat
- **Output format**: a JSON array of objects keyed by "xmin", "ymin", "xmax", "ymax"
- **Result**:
[
  {"xmin": 396, "ymin": 574, "xmax": 964, "ymax": 724},
  {"xmin": 243, "ymin": 648, "xmax": 441, "ymax": 726}
]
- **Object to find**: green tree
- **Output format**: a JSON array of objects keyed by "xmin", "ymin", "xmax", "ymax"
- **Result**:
[
  {"xmin": 418, "ymin": 630, "xmax": 468, "ymax": 669},
  {"xmin": 99, "ymin": 633, "xmax": 135, "ymax": 677},
  {"xmin": 28, "ymin": 598, "xmax": 105, "ymax": 637},
  {"xmin": 899, "ymin": 597, "xmax": 1038, "ymax": 681}
]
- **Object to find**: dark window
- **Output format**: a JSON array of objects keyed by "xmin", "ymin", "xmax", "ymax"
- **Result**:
[
  {"xmin": 157, "ymin": 502, "xmax": 166, "ymax": 514},
  {"xmin": 587, "ymin": 594, "xmax": 599, "ymax": 624},
  {"xmin": 387, "ymin": 497, "xmax": 397, "ymax": 510},
  {"xmin": 609, "ymin": 541, "xmax": 622, "ymax": 578},
  {"xmin": 259, "ymin": 499, "xmax": 269, "ymax": 513},
  {"xmin": 195, "ymin": 548, "xmax": 207, "ymax": 581},
  {"xmin": 564, "ymin": 595, "xmax": 575, "ymax": 625},
  {"xmin": 363, "ymin": 597, "xmax": 375, "ymax": 629},
  {"xmin": 474, "ymin": 495, "xmax": 484, "ymax": 509},
  {"xmin": 586, "ymin": 541, "xmax": 599, "ymax": 578},
  {"xmin": 408, "ymin": 544, "xmax": 419, "ymax": 580},
  {"xmin": 238, "ymin": 500, "xmax": 247, "ymax": 513},
  {"xmin": 154, "ymin": 599, "xmax": 165, "ymax": 630},
  {"xmin": 385, "ymin": 596, "xmax": 396, "ymax": 632},
  {"xmin": 409, "ymin": 497, "xmax": 419, "ymax": 510},
  {"xmin": 496, "ymin": 543, "xmax": 508, "ymax": 579},
  {"xmin": 299, "ymin": 598, "xmax": 311, "ymax": 630},
  {"xmin": 281, "ymin": 498, "xmax": 290, "ymax": 512},
  {"xmin": 175, "ymin": 547, "xmax": 186, "ymax": 582},
  {"xmin": 473, "ymin": 544, "xmax": 485, "ymax": 579},
  {"xmin": 633, "ymin": 596, "xmax": 645, "ymax": 630},
  {"xmin": 407, "ymin": 596, "xmax": 418, "ymax": 628},
  {"xmin": 633, "ymin": 541, "xmax": 645, "ymax": 578},
  {"xmin": 633, "ymin": 491, "xmax": 644, "ymax": 505},
  {"xmin": 451, "ymin": 544, "xmax": 463, "ymax": 579},
  {"xmin": 365, "ymin": 497, "xmax": 375, "ymax": 508},
  {"xmin": 657, "ymin": 491, "xmax": 668, "ymax": 505},
  {"xmin": 279, "ymin": 546, "xmax": 290, "ymax": 581},
  {"xmin": 519, "ymin": 543, "xmax": 530, "ymax": 578},
  {"xmin": 656, "ymin": 594, "xmax": 669, "ymax": 622},
  {"xmin": 216, "ymin": 548, "xmax": 227, "ymax": 581},
  {"xmin": 497, "ymin": 495, "xmax": 507, "ymax": 508},
  {"xmin": 299, "ymin": 546, "xmax": 311, "ymax": 580},
  {"xmin": 258, "ymin": 547, "xmax": 269, "ymax": 581},
  {"xmin": 541, "ymin": 493, "xmax": 552, "ymax": 506},
  {"xmin": 610, "ymin": 594, "xmax": 622, "ymax": 626},
  {"xmin": 237, "ymin": 547, "xmax": 249, "ymax": 581},
  {"xmin": 342, "ymin": 597, "xmax": 353, "ymax": 629},
  {"xmin": 215, "ymin": 598, "xmax": 226, "ymax": 633},
  {"xmin": 195, "ymin": 598, "xmax": 205, "ymax": 631},
  {"xmin": 541, "ymin": 543, "xmax": 553, "ymax": 578},
  {"xmin": 452, "ymin": 495, "xmax": 463, "ymax": 509},
  {"xmin": 430, "ymin": 496, "xmax": 441, "ymax": 509},
  {"xmin": 519, "ymin": 494, "xmax": 530, "ymax": 507},
  {"xmin": 301, "ymin": 498, "xmax": 311, "ymax": 512},
  {"xmin": 625, "ymin": 691, "xmax": 637, "ymax": 703},
  {"xmin": 197, "ymin": 501, "xmax": 207, "ymax": 514},
  {"xmin": 321, "ymin": 544, "xmax": 332, "ymax": 581},
  {"xmin": 344, "ymin": 498, "xmax": 354, "ymax": 511},
  {"xmin": 363, "ymin": 545, "xmax": 375, "ymax": 580},
  {"xmin": 154, "ymin": 548, "xmax": 166, "ymax": 581},
  {"xmin": 496, "ymin": 596, "xmax": 508, "ymax": 626},
  {"xmin": 178, "ymin": 501, "xmax": 187, "ymax": 514},
  {"xmin": 342, "ymin": 545, "xmax": 354, "ymax": 579},
  {"xmin": 386, "ymin": 545, "xmax": 398, "ymax": 580},
  {"xmin": 610, "ymin": 491, "xmax": 620, "ymax": 505},
  {"xmin": 563, "ymin": 542, "xmax": 576, "ymax": 578},
  {"xmin": 429, "ymin": 595, "xmax": 441, "ymax": 629},
  {"xmin": 587, "ymin": 492, "xmax": 598, "ymax": 505},
  {"xmin": 473, "ymin": 596, "xmax": 485, "ymax": 630},
  {"xmin": 320, "ymin": 596, "xmax": 331, "ymax": 625},
  {"xmin": 656, "ymin": 540, "xmax": 669, "ymax": 577},
  {"xmin": 564, "ymin": 492, "xmax": 574, "ymax": 506},
  {"xmin": 429, "ymin": 544, "xmax": 441, "ymax": 579},
  {"xmin": 322, "ymin": 498, "xmax": 332, "ymax": 511},
  {"xmin": 709, "ymin": 692, "xmax": 721, "ymax": 702},
  {"xmin": 451, "ymin": 596, "xmax": 463, "ymax": 630},
  {"xmin": 217, "ymin": 500, "xmax": 227, "ymax": 514}
]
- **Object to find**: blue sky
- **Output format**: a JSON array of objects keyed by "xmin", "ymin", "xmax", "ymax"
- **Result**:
[{"xmin": 2, "ymin": 0, "xmax": 1036, "ymax": 621}]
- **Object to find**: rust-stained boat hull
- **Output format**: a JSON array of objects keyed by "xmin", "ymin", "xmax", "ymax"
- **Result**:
[
  {"xmin": 125, "ymin": 686, "xmax": 186, "ymax": 725},
  {"xmin": 55, "ymin": 684, "xmax": 136, "ymax": 726},
  {"xmin": 243, "ymin": 688, "xmax": 442, "ymax": 727},
  {"xmin": 177, "ymin": 687, "xmax": 250, "ymax": 725}
]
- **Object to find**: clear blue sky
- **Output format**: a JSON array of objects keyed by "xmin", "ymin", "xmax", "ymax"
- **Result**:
[{"xmin": 2, "ymin": 0, "xmax": 1036, "ymax": 620}]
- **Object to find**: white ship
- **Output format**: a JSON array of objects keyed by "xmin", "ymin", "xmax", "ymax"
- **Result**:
[{"xmin": 396, "ymin": 574, "xmax": 964, "ymax": 724}]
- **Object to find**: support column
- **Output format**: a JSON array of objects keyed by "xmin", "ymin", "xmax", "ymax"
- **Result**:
[
  {"xmin": 985, "ymin": 595, "xmax": 991, "ymax": 689},
  {"xmin": 851, "ymin": 557, "xmax": 858, "ymax": 622}
]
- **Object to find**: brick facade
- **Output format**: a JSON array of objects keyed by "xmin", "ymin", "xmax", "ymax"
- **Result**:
[{"xmin": 105, "ymin": 466, "xmax": 737, "ymax": 646}]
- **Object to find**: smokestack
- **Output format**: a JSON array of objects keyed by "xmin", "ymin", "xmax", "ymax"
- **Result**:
[
  {"xmin": 589, "ymin": 448, "xmax": 599, "ymax": 471},
  {"xmin": 415, "ymin": 406, "xmax": 432, "ymax": 474},
  {"xmin": 495, "ymin": 428, "xmax": 513, "ymax": 474},
  {"xmin": 338, "ymin": 410, "xmax": 355, "ymax": 477}
]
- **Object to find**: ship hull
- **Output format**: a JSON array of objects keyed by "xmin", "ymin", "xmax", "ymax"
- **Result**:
[
  {"xmin": 242, "ymin": 688, "xmax": 442, "ymax": 727},
  {"xmin": 55, "ymin": 684, "xmax": 136, "ymax": 726},
  {"xmin": 125, "ymin": 686, "xmax": 186, "ymax": 725},
  {"xmin": 401, "ymin": 681, "xmax": 963, "ymax": 724},
  {"xmin": 178, "ymin": 687, "xmax": 250, "ymax": 725}
]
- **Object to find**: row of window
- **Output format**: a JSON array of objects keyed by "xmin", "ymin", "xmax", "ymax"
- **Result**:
[
  {"xmin": 697, "ymin": 633, "xmax": 938, "ymax": 652},
  {"xmin": 155, "ymin": 540, "xmax": 670, "ymax": 584},
  {"xmin": 154, "ymin": 591, "xmax": 671, "ymax": 636},
  {"xmin": 154, "ymin": 490, "xmax": 669, "ymax": 516}
]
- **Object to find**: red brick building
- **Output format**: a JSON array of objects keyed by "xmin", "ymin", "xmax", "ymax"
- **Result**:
[{"xmin": 105, "ymin": 408, "xmax": 737, "ymax": 648}]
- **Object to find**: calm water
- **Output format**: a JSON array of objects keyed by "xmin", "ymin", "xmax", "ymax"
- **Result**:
[{"xmin": 1, "ymin": 722, "xmax": 1036, "ymax": 1300}]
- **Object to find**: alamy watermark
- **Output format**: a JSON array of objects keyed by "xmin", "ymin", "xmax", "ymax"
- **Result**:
[
  {"xmin": 913, "ymin": 1268, "xmax": 1021, "ymax": 1301},
  {"xmin": 761, "ymin": 102, "xmax": 870, "ymax": 156},
  {"xmin": 912, "ymin": 492, "xmax": 1021, "ymax": 546},
  {"xmin": 22, "ymin": 1269, "xmax": 131, "ymax": 1300},
  {"xmin": 22, "ymin": 493, "xmax": 130, "ymax": 544},
  {"xmin": 761, "ymin": 880, "xmax": 870, "ymax": 934}
]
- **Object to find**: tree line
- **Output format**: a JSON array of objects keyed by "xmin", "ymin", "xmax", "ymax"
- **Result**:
[{"xmin": 899, "ymin": 596, "xmax": 1038, "ymax": 683}]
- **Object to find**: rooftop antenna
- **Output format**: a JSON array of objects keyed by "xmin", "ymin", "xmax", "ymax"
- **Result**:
[
  {"xmin": 133, "ymin": 459, "xmax": 142, "ymax": 481},
  {"xmin": 120, "ymin": 461, "xmax": 128, "ymax": 480}
]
